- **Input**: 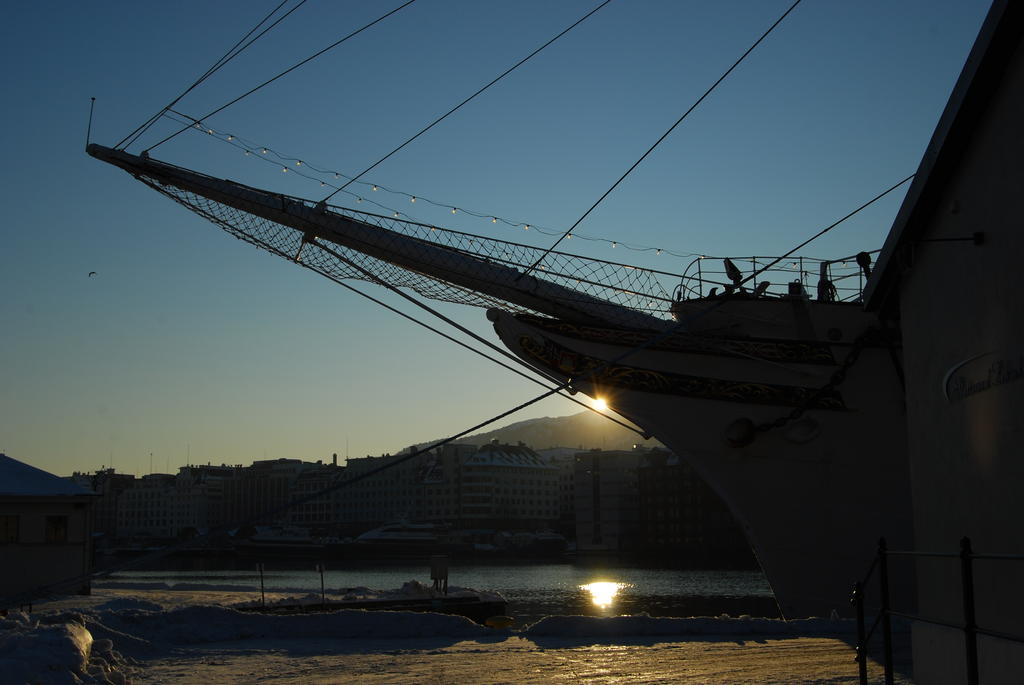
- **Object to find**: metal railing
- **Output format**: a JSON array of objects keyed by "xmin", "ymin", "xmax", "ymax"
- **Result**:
[
  {"xmin": 851, "ymin": 536, "xmax": 1024, "ymax": 685},
  {"xmin": 673, "ymin": 251, "xmax": 876, "ymax": 303}
]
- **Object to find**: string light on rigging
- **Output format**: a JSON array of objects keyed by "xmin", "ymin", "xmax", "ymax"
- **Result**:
[{"xmin": 170, "ymin": 112, "xmax": 724, "ymax": 263}]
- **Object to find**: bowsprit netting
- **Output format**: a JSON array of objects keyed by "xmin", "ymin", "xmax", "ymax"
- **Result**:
[{"xmin": 138, "ymin": 175, "xmax": 681, "ymax": 323}]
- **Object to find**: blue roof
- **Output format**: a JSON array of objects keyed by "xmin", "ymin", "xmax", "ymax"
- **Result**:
[{"xmin": 0, "ymin": 453, "xmax": 92, "ymax": 496}]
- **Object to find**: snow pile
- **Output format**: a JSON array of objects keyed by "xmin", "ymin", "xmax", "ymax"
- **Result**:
[
  {"xmin": 230, "ymin": 582, "xmax": 504, "ymax": 608},
  {"xmin": 18, "ymin": 581, "xmax": 899, "ymax": 683},
  {"xmin": 94, "ymin": 580, "xmax": 256, "ymax": 593},
  {"xmin": 522, "ymin": 613, "xmax": 856, "ymax": 638},
  {"xmin": 91, "ymin": 598, "xmax": 164, "ymax": 612},
  {"xmin": 0, "ymin": 610, "xmax": 134, "ymax": 685},
  {"xmin": 90, "ymin": 605, "xmax": 492, "ymax": 645}
]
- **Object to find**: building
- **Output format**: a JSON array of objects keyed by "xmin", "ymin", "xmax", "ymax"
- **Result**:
[
  {"xmin": 537, "ymin": 447, "xmax": 579, "ymax": 537},
  {"xmin": 863, "ymin": 2, "xmax": 1024, "ymax": 681},
  {"xmin": 574, "ymin": 447, "xmax": 646, "ymax": 554},
  {"xmin": 221, "ymin": 458, "xmax": 314, "ymax": 528},
  {"xmin": 174, "ymin": 464, "xmax": 233, "ymax": 532},
  {"xmin": 0, "ymin": 454, "xmax": 95, "ymax": 603},
  {"xmin": 339, "ymin": 449, "xmax": 446, "ymax": 528},
  {"xmin": 116, "ymin": 473, "xmax": 177, "ymax": 540},
  {"xmin": 288, "ymin": 456, "xmax": 345, "ymax": 533},
  {"xmin": 636, "ymin": 450, "xmax": 753, "ymax": 566},
  {"xmin": 338, "ymin": 441, "xmax": 560, "ymax": 531},
  {"xmin": 70, "ymin": 468, "xmax": 135, "ymax": 547},
  {"xmin": 459, "ymin": 441, "xmax": 560, "ymax": 527}
]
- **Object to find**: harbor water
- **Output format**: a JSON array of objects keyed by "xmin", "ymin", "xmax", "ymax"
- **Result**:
[{"xmin": 100, "ymin": 558, "xmax": 778, "ymax": 624}]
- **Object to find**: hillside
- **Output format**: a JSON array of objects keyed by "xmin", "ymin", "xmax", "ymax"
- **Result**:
[{"xmin": 410, "ymin": 411, "xmax": 661, "ymax": 453}]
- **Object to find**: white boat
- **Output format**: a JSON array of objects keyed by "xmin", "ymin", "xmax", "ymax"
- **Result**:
[
  {"xmin": 88, "ymin": 141, "xmax": 910, "ymax": 616},
  {"xmin": 353, "ymin": 522, "xmax": 471, "ymax": 557},
  {"xmin": 235, "ymin": 526, "xmax": 326, "ymax": 557}
]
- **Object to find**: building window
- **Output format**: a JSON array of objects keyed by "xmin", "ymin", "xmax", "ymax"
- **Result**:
[
  {"xmin": 45, "ymin": 515, "xmax": 68, "ymax": 543},
  {"xmin": 0, "ymin": 515, "xmax": 18, "ymax": 543}
]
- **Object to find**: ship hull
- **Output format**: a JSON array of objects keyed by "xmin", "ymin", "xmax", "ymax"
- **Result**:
[{"xmin": 490, "ymin": 301, "xmax": 913, "ymax": 618}]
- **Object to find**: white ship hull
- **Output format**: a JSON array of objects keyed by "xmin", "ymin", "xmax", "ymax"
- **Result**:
[{"xmin": 489, "ymin": 302, "xmax": 913, "ymax": 618}]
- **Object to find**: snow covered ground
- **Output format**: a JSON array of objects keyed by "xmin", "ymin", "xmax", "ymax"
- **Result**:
[{"xmin": 5, "ymin": 583, "xmax": 912, "ymax": 684}]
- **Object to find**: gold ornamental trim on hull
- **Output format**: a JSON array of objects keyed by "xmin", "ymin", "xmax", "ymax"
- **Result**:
[
  {"xmin": 517, "ymin": 314, "xmax": 838, "ymax": 365},
  {"xmin": 519, "ymin": 335, "xmax": 846, "ymax": 410}
]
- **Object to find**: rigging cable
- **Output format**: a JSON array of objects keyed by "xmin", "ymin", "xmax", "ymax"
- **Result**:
[
  {"xmin": 117, "ymin": 0, "xmax": 306, "ymax": 151},
  {"xmin": 732, "ymin": 174, "xmax": 914, "ymax": 291},
  {"xmin": 61, "ymin": 158, "xmax": 910, "ymax": 597},
  {"xmin": 51, "ymin": 368, "xmax": 596, "ymax": 589},
  {"xmin": 143, "ymin": 0, "xmax": 420, "ymax": 154},
  {"xmin": 321, "ymin": 0, "xmax": 614, "ymax": 203},
  {"xmin": 304, "ymin": 234, "xmax": 646, "ymax": 437},
  {"xmin": 324, "ymin": 171, "xmax": 919, "ymax": 469},
  {"xmin": 520, "ymin": 0, "xmax": 803, "ymax": 280},
  {"xmin": 166, "ymin": 105, "xmax": 696, "ymax": 269}
]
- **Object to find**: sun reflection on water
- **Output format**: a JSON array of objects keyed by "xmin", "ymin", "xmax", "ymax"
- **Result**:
[{"xmin": 580, "ymin": 581, "xmax": 631, "ymax": 609}]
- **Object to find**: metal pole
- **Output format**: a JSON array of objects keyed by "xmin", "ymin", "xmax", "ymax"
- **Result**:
[
  {"xmin": 257, "ymin": 563, "xmax": 265, "ymax": 607},
  {"xmin": 317, "ymin": 563, "xmax": 326, "ymax": 608},
  {"xmin": 961, "ymin": 537, "xmax": 979, "ymax": 685},
  {"xmin": 86, "ymin": 97, "xmax": 96, "ymax": 149},
  {"xmin": 853, "ymin": 581, "xmax": 868, "ymax": 685},
  {"xmin": 878, "ymin": 537, "xmax": 895, "ymax": 685}
]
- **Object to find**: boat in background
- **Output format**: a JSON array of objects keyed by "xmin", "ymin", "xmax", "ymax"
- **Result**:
[
  {"xmin": 508, "ymin": 530, "xmax": 569, "ymax": 558},
  {"xmin": 350, "ymin": 521, "xmax": 473, "ymax": 558},
  {"xmin": 235, "ymin": 526, "xmax": 326, "ymax": 558}
]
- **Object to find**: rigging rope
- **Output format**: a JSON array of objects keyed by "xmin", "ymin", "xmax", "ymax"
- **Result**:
[
  {"xmin": 144, "ymin": 0, "xmax": 419, "ymax": 154},
  {"xmin": 321, "ymin": 0, "xmax": 614, "ymax": 203},
  {"xmin": 117, "ymin": 0, "xmax": 306, "ymax": 151},
  {"xmin": 307, "ymin": 235, "xmax": 647, "ymax": 437},
  {"xmin": 162, "ymin": 107, "xmax": 889, "ymax": 276},
  {"xmin": 521, "ymin": 0, "xmax": 803, "ymax": 280},
  {"xmin": 733, "ymin": 174, "xmax": 914, "ymax": 291}
]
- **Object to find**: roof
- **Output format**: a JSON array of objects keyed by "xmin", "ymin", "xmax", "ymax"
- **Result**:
[
  {"xmin": 0, "ymin": 454, "xmax": 93, "ymax": 497},
  {"xmin": 864, "ymin": 0, "xmax": 1023, "ymax": 313},
  {"xmin": 465, "ymin": 442, "xmax": 555, "ymax": 469}
]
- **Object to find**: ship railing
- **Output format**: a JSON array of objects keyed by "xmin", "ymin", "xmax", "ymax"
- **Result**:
[
  {"xmin": 851, "ymin": 536, "xmax": 1024, "ymax": 685},
  {"xmin": 673, "ymin": 250, "xmax": 880, "ymax": 303}
]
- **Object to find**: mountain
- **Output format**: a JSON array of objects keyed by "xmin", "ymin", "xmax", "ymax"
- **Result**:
[{"xmin": 408, "ymin": 411, "xmax": 660, "ymax": 453}]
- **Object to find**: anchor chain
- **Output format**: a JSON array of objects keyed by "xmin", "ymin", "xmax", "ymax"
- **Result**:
[{"xmin": 754, "ymin": 327, "xmax": 883, "ymax": 433}]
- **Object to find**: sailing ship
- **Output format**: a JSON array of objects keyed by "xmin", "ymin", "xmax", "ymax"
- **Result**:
[{"xmin": 87, "ymin": 141, "xmax": 910, "ymax": 617}]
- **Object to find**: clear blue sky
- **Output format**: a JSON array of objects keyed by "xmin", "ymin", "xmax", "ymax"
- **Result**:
[{"xmin": 1, "ymin": 0, "xmax": 990, "ymax": 476}]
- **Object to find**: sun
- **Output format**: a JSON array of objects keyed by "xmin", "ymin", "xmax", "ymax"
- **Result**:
[{"xmin": 592, "ymin": 397, "xmax": 608, "ymax": 412}]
